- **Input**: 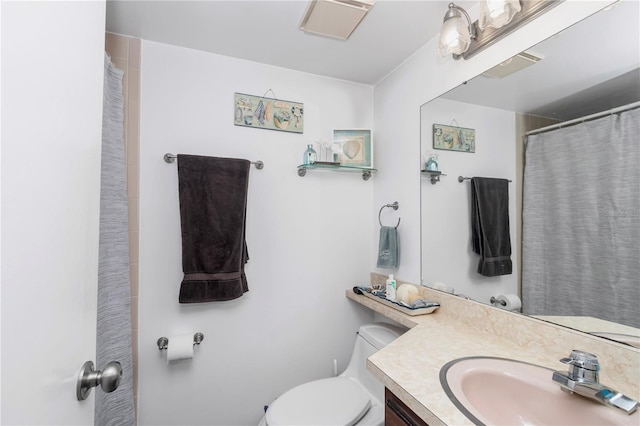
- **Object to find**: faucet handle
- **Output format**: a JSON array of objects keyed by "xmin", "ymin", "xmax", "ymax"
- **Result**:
[
  {"xmin": 561, "ymin": 350, "xmax": 600, "ymax": 382},
  {"xmin": 600, "ymin": 390, "xmax": 639, "ymax": 414},
  {"xmin": 561, "ymin": 350, "xmax": 600, "ymax": 370}
]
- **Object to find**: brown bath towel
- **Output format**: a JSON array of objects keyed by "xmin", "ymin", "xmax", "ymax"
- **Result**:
[
  {"xmin": 471, "ymin": 177, "xmax": 512, "ymax": 277},
  {"xmin": 177, "ymin": 154, "xmax": 250, "ymax": 303}
]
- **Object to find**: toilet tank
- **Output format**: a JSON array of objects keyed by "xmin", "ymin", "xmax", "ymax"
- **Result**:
[
  {"xmin": 340, "ymin": 322, "xmax": 406, "ymax": 402},
  {"xmin": 358, "ymin": 323, "xmax": 406, "ymax": 349}
]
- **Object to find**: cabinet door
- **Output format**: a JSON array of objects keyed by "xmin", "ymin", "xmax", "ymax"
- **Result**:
[{"xmin": 385, "ymin": 388, "xmax": 430, "ymax": 426}]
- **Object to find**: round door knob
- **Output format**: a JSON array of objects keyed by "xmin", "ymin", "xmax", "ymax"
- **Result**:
[
  {"xmin": 99, "ymin": 361, "xmax": 122, "ymax": 393},
  {"xmin": 76, "ymin": 360, "xmax": 123, "ymax": 401}
]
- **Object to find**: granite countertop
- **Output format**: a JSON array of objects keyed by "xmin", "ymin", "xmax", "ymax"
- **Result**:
[
  {"xmin": 347, "ymin": 289, "xmax": 481, "ymax": 425},
  {"xmin": 533, "ymin": 315, "xmax": 640, "ymax": 336},
  {"xmin": 346, "ymin": 288, "xmax": 640, "ymax": 425}
]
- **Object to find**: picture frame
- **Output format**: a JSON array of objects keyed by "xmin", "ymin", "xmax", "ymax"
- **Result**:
[
  {"xmin": 234, "ymin": 92, "xmax": 304, "ymax": 133},
  {"xmin": 433, "ymin": 123, "xmax": 475, "ymax": 153},
  {"xmin": 332, "ymin": 129, "xmax": 372, "ymax": 167}
]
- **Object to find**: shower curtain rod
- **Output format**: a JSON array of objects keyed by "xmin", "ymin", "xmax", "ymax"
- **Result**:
[
  {"xmin": 525, "ymin": 100, "xmax": 640, "ymax": 136},
  {"xmin": 163, "ymin": 153, "xmax": 264, "ymax": 169}
]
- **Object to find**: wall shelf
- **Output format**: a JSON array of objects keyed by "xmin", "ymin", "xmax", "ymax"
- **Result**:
[
  {"xmin": 297, "ymin": 163, "xmax": 376, "ymax": 180},
  {"xmin": 421, "ymin": 170, "xmax": 446, "ymax": 185}
]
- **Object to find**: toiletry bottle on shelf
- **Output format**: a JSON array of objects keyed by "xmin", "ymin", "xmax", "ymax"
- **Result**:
[
  {"xmin": 385, "ymin": 274, "xmax": 397, "ymax": 300},
  {"xmin": 303, "ymin": 144, "xmax": 317, "ymax": 165},
  {"xmin": 425, "ymin": 153, "xmax": 439, "ymax": 171}
]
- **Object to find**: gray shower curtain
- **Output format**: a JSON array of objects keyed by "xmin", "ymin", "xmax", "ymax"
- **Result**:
[
  {"xmin": 522, "ymin": 108, "xmax": 640, "ymax": 328},
  {"xmin": 95, "ymin": 52, "xmax": 135, "ymax": 425}
]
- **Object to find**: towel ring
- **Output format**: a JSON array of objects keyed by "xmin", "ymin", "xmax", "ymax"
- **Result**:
[{"xmin": 378, "ymin": 202, "xmax": 400, "ymax": 228}]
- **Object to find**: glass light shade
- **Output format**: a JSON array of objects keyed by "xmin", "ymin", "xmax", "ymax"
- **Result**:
[
  {"xmin": 438, "ymin": 15, "xmax": 472, "ymax": 56},
  {"xmin": 478, "ymin": 0, "xmax": 522, "ymax": 30}
]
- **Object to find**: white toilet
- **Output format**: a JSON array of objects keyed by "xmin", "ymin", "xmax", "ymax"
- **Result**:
[{"xmin": 259, "ymin": 322, "xmax": 406, "ymax": 426}]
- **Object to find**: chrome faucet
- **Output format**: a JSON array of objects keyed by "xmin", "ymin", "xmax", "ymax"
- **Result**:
[{"xmin": 552, "ymin": 350, "xmax": 638, "ymax": 415}]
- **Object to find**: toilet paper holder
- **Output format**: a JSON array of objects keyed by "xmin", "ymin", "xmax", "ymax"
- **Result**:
[
  {"xmin": 489, "ymin": 296, "xmax": 507, "ymax": 307},
  {"xmin": 157, "ymin": 332, "xmax": 204, "ymax": 350}
]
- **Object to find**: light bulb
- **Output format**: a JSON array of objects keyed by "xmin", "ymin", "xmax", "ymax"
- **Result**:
[
  {"xmin": 478, "ymin": 0, "xmax": 521, "ymax": 30},
  {"xmin": 438, "ymin": 15, "xmax": 471, "ymax": 56}
]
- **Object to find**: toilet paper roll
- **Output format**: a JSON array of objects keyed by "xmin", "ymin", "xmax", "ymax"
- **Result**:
[
  {"xmin": 493, "ymin": 294, "xmax": 522, "ymax": 311},
  {"xmin": 166, "ymin": 334, "xmax": 194, "ymax": 364}
]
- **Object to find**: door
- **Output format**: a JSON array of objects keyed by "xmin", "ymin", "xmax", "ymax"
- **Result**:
[{"xmin": 1, "ymin": 1, "xmax": 107, "ymax": 424}]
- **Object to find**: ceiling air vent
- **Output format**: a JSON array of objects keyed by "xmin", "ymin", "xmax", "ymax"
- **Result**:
[
  {"xmin": 482, "ymin": 51, "xmax": 542, "ymax": 79},
  {"xmin": 299, "ymin": 0, "xmax": 376, "ymax": 40}
]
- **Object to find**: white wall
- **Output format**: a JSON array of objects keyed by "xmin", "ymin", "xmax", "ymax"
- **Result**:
[
  {"xmin": 420, "ymin": 99, "xmax": 517, "ymax": 301},
  {"xmin": 372, "ymin": 0, "xmax": 614, "ymax": 286},
  {"xmin": 1, "ymin": 1, "xmax": 105, "ymax": 424},
  {"xmin": 138, "ymin": 41, "xmax": 375, "ymax": 425}
]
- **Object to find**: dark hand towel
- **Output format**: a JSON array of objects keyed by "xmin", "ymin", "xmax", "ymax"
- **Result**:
[
  {"xmin": 471, "ymin": 177, "xmax": 512, "ymax": 276},
  {"xmin": 177, "ymin": 154, "xmax": 250, "ymax": 303},
  {"xmin": 377, "ymin": 226, "xmax": 399, "ymax": 269}
]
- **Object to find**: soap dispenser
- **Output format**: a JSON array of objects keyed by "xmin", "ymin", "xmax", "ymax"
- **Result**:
[{"xmin": 385, "ymin": 274, "xmax": 397, "ymax": 300}]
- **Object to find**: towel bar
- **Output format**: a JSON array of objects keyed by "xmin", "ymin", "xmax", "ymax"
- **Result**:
[
  {"xmin": 164, "ymin": 153, "xmax": 264, "ymax": 170},
  {"xmin": 157, "ymin": 332, "xmax": 204, "ymax": 350},
  {"xmin": 458, "ymin": 176, "xmax": 512, "ymax": 183}
]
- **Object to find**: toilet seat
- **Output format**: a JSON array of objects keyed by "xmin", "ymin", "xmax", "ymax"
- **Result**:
[{"xmin": 265, "ymin": 377, "xmax": 371, "ymax": 426}]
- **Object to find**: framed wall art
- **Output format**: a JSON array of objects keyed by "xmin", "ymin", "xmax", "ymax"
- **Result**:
[
  {"xmin": 234, "ymin": 92, "xmax": 304, "ymax": 133},
  {"xmin": 433, "ymin": 123, "xmax": 475, "ymax": 153},
  {"xmin": 332, "ymin": 129, "xmax": 372, "ymax": 167}
]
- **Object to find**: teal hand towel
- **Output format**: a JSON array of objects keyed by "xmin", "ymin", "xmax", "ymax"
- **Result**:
[{"xmin": 377, "ymin": 226, "xmax": 399, "ymax": 269}]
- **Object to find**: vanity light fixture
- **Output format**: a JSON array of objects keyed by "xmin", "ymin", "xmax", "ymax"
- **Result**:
[
  {"xmin": 299, "ymin": 0, "xmax": 376, "ymax": 40},
  {"xmin": 438, "ymin": 0, "xmax": 561, "ymax": 60},
  {"xmin": 438, "ymin": 3, "xmax": 477, "ymax": 58}
]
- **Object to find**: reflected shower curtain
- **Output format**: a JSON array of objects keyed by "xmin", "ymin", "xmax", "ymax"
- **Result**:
[
  {"xmin": 522, "ymin": 108, "xmax": 640, "ymax": 328},
  {"xmin": 95, "ymin": 53, "xmax": 135, "ymax": 425}
]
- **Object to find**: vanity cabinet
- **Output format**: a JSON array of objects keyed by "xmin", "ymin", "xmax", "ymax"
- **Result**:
[{"xmin": 385, "ymin": 388, "xmax": 429, "ymax": 426}]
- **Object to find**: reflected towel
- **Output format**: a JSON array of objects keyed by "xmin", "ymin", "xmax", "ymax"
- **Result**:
[
  {"xmin": 471, "ymin": 177, "xmax": 512, "ymax": 276},
  {"xmin": 377, "ymin": 226, "xmax": 399, "ymax": 269},
  {"xmin": 177, "ymin": 154, "xmax": 250, "ymax": 303}
]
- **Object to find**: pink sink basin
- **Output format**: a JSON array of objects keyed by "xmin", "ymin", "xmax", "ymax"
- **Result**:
[{"xmin": 440, "ymin": 357, "xmax": 639, "ymax": 426}]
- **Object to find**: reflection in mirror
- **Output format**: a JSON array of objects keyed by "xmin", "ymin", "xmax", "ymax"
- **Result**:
[{"xmin": 420, "ymin": 1, "xmax": 639, "ymax": 342}]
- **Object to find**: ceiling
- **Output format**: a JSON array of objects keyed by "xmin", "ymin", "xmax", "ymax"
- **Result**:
[
  {"xmin": 105, "ymin": 0, "xmax": 474, "ymax": 85},
  {"xmin": 107, "ymin": 0, "xmax": 639, "ymax": 117}
]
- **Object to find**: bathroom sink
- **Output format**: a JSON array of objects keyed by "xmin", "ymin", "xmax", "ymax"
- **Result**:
[
  {"xmin": 590, "ymin": 332, "xmax": 640, "ymax": 348},
  {"xmin": 440, "ymin": 356, "xmax": 638, "ymax": 425}
]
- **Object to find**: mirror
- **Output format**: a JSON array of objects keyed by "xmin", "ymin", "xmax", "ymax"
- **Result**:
[{"xmin": 420, "ymin": 1, "xmax": 639, "ymax": 340}]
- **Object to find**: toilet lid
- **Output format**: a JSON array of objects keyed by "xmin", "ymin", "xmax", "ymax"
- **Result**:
[{"xmin": 265, "ymin": 377, "xmax": 371, "ymax": 426}]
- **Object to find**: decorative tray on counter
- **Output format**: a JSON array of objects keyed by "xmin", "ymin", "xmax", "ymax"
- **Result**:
[{"xmin": 354, "ymin": 286, "xmax": 440, "ymax": 316}]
